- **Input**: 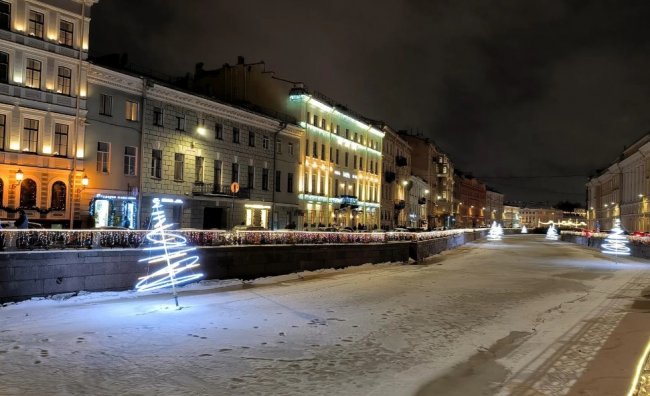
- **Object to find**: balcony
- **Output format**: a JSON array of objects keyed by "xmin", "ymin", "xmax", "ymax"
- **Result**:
[
  {"xmin": 0, "ymin": 82, "xmax": 84, "ymax": 112},
  {"xmin": 192, "ymin": 183, "xmax": 251, "ymax": 199},
  {"xmin": 384, "ymin": 171, "xmax": 396, "ymax": 183},
  {"xmin": 0, "ymin": 28, "xmax": 82, "ymax": 60},
  {"xmin": 395, "ymin": 155, "xmax": 408, "ymax": 167}
]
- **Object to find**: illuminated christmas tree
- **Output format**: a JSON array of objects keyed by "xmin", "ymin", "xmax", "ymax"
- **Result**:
[
  {"xmin": 487, "ymin": 221, "xmax": 502, "ymax": 240},
  {"xmin": 136, "ymin": 198, "xmax": 203, "ymax": 306},
  {"xmin": 601, "ymin": 218, "xmax": 630, "ymax": 256},
  {"xmin": 545, "ymin": 224, "xmax": 559, "ymax": 240},
  {"xmin": 521, "ymin": 225, "xmax": 528, "ymax": 234}
]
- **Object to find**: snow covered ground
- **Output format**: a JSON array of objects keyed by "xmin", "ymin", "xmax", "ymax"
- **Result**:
[{"xmin": 1, "ymin": 235, "xmax": 648, "ymax": 396}]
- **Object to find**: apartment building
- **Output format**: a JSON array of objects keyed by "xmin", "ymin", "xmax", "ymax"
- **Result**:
[
  {"xmin": 453, "ymin": 171, "xmax": 486, "ymax": 227},
  {"xmin": 193, "ymin": 59, "xmax": 384, "ymax": 229},
  {"xmin": 0, "ymin": 0, "xmax": 95, "ymax": 228},
  {"xmin": 380, "ymin": 125, "xmax": 410, "ymax": 229},
  {"xmin": 587, "ymin": 133, "xmax": 650, "ymax": 231},
  {"xmin": 485, "ymin": 188, "xmax": 504, "ymax": 225}
]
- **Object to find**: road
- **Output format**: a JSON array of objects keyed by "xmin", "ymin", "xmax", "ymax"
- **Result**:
[{"xmin": 0, "ymin": 234, "xmax": 648, "ymax": 396}]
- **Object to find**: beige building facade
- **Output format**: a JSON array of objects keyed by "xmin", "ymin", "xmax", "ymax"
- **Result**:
[{"xmin": 380, "ymin": 125, "xmax": 410, "ymax": 229}]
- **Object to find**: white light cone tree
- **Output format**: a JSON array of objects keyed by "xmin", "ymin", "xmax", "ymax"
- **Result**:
[
  {"xmin": 521, "ymin": 225, "xmax": 528, "ymax": 234},
  {"xmin": 601, "ymin": 218, "xmax": 631, "ymax": 256},
  {"xmin": 136, "ymin": 198, "xmax": 204, "ymax": 306},
  {"xmin": 545, "ymin": 224, "xmax": 559, "ymax": 241},
  {"xmin": 487, "ymin": 221, "xmax": 502, "ymax": 241}
]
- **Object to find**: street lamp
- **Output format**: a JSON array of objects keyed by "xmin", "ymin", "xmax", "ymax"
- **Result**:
[
  {"xmin": 11, "ymin": 169, "xmax": 24, "ymax": 190},
  {"xmin": 77, "ymin": 175, "xmax": 89, "ymax": 193}
]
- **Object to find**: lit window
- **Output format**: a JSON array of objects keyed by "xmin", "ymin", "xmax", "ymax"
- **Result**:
[
  {"xmin": 96, "ymin": 141, "xmax": 110, "ymax": 173},
  {"xmin": 126, "ymin": 101, "xmax": 139, "ymax": 121},
  {"xmin": 56, "ymin": 66, "xmax": 71, "ymax": 95},
  {"xmin": 28, "ymin": 11, "xmax": 43, "ymax": 38},
  {"xmin": 58, "ymin": 20, "xmax": 73, "ymax": 47},
  {"xmin": 25, "ymin": 59, "xmax": 41, "ymax": 88},
  {"xmin": 53, "ymin": 123, "xmax": 68, "ymax": 156}
]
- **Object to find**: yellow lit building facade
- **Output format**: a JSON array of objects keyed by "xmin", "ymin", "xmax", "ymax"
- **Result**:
[{"xmin": 0, "ymin": 0, "xmax": 95, "ymax": 228}]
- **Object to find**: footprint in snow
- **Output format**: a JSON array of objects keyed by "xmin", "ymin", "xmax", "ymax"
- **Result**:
[
  {"xmin": 199, "ymin": 353, "xmax": 212, "ymax": 357},
  {"xmin": 219, "ymin": 348, "xmax": 232, "ymax": 352}
]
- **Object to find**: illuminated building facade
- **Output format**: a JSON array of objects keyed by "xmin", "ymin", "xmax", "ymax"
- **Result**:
[
  {"xmin": 407, "ymin": 175, "xmax": 429, "ymax": 228},
  {"xmin": 84, "ymin": 64, "xmax": 142, "ymax": 228},
  {"xmin": 380, "ymin": 125, "xmax": 411, "ymax": 229},
  {"xmin": 400, "ymin": 131, "xmax": 444, "ymax": 229},
  {"xmin": 502, "ymin": 205, "xmax": 521, "ymax": 228},
  {"xmin": 453, "ymin": 171, "xmax": 487, "ymax": 227},
  {"xmin": 139, "ymin": 81, "xmax": 301, "ymax": 230},
  {"xmin": 435, "ymin": 152, "xmax": 454, "ymax": 228},
  {"xmin": 193, "ymin": 59, "xmax": 384, "ymax": 229},
  {"xmin": 519, "ymin": 207, "xmax": 562, "ymax": 228},
  {"xmin": 485, "ymin": 188, "xmax": 504, "ymax": 225},
  {"xmin": 587, "ymin": 133, "xmax": 650, "ymax": 232},
  {"xmin": 0, "ymin": 0, "xmax": 95, "ymax": 227}
]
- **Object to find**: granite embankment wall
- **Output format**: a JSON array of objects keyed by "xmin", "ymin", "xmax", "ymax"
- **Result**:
[
  {"xmin": 0, "ymin": 230, "xmax": 487, "ymax": 301},
  {"xmin": 560, "ymin": 234, "xmax": 650, "ymax": 259}
]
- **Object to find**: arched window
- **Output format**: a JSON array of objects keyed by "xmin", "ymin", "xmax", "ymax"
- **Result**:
[
  {"xmin": 19, "ymin": 178, "xmax": 37, "ymax": 208},
  {"xmin": 51, "ymin": 181, "xmax": 66, "ymax": 209}
]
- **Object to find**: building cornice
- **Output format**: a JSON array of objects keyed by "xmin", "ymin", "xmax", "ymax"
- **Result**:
[
  {"xmin": 88, "ymin": 65, "xmax": 144, "ymax": 95},
  {"xmin": 147, "ymin": 84, "xmax": 286, "ymax": 131}
]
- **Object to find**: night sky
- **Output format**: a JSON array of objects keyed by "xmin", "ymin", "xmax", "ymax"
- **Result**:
[{"xmin": 89, "ymin": 1, "xmax": 650, "ymax": 205}]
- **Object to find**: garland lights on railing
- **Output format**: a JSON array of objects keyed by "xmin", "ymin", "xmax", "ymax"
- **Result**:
[{"xmin": 0, "ymin": 228, "xmax": 484, "ymax": 251}]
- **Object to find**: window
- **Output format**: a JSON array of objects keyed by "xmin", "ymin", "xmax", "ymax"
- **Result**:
[
  {"xmin": 313, "ymin": 115, "xmax": 318, "ymax": 126},
  {"xmin": 321, "ymin": 118, "xmax": 326, "ymax": 129},
  {"xmin": 124, "ymin": 146, "xmax": 137, "ymax": 176},
  {"xmin": 51, "ymin": 181, "xmax": 66, "ymax": 209},
  {"xmin": 28, "ymin": 11, "xmax": 43, "ymax": 38},
  {"xmin": 174, "ymin": 153, "xmax": 184, "ymax": 180},
  {"xmin": 195, "ymin": 156, "xmax": 204, "ymax": 183},
  {"xmin": 0, "ymin": 51, "xmax": 8, "ymax": 83},
  {"xmin": 153, "ymin": 107, "xmax": 164, "ymax": 126},
  {"xmin": 248, "ymin": 131, "xmax": 255, "ymax": 147},
  {"xmin": 0, "ymin": 1, "xmax": 10, "ymax": 31},
  {"xmin": 288, "ymin": 142, "xmax": 294, "ymax": 155},
  {"xmin": 345, "ymin": 129, "xmax": 350, "ymax": 139},
  {"xmin": 312, "ymin": 141, "xmax": 317, "ymax": 157},
  {"xmin": 329, "ymin": 147, "xmax": 333, "ymax": 163},
  {"xmin": 126, "ymin": 101, "xmax": 139, "ymax": 121},
  {"xmin": 0, "ymin": 114, "xmax": 5, "ymax": 151},
  {"xmin": 262, "ymin": 168, "xmax": 269, "ymax": 190},
  {"xmin": 56, "ymin": 66, "xmax": 71, "ymax": 95},
  {"xmin": 262, "ymin": 135, "xmax": 269, "ymax": 149},
  {"xmin": 321, "ymin": 144, "xmax": 325, "ymax": 160},
  {"xmin": 99, "ymin": 94, "xmax": 112, "ymax": 116},
  {"xmin": 344, "ymin": 152, "xmax": 349, "ymax": 167},
  {"xmin": 213, "ymin": 160, "xmax": 222, "ymax": 189},
  {"xmin": 275, "ymin": 170, "xmax": 281, "ymax": 192},
  {"xmin": 231, "ymin": 163, "xmax": 239, "ymax": 183},
  {"xmin": 359, "ymin": 157, "xmax": 363, "ymax": 171},
  {"xmin": 287, "ymin": 173, "xmax": 293, "ymax": 193},
  {"xmin": 25, "ymin": 59, "xmax": 41, "ymax": 88},
  {"xmin": 336, "ymin": 149, "xmax": 340, "ymax": 164},
  {"xmin": 22, "ymin": 118, "xmax": 38, "ymax": 152},
  {"xmin": 334, "ymin": 179, "xmax": 339, "ymax": 196},
  {"xmin": 305, "ymin": 139, "xmax": 309, "ymax": 156},
  {"xmin": 215, "ymin": 123, "xmax": 223, "ymax": 139},
  {"xmin": 59, "ymin": 20, "xmax": 73, "ymax": 47},
  {"xmin": 276, "ymin": 140, "xmax": 282, "ymax": 154},
  {"xmin": 175, "ymin": 115, "xmax": 185, "ymax": 130},
  {"xmin": 53, "ymin": 123, "xmax": 68, "ymax": 156},
  {"xmin": 233, "ymin": 127, "xmax": 240, "ymax": 143},
  {"xmin": 19, "ymin": 179, "xmax": 37, "ymax": 208},
  {"xmin": 96, "ymin": 141, "xmax": 110, "ymax": 173},
  {"xmin": 151, "ymin": 149, "xmax": 162, "ymax": 178},
  {"xmin": 353, "ymin": 155, "xmax": 357, "ymax": 169},
  {"xmin": 247, "ymin": 165, "xmax": 254, "ymax": 189}
]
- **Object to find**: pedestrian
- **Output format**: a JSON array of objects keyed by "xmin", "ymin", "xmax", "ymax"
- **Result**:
[{"xmin": 15, "ymin": 209, "xmax": 28, "ymax": 229}]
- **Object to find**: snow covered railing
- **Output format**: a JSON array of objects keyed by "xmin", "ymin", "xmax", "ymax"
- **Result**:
[{"xmin": 0, "ymin": 228, "xmax": 484, "ymax": 251}]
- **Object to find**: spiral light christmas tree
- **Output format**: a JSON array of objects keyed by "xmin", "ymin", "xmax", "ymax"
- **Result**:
[
  {"xmin": 601, "ymin": 218, "xmax": 630, "ymax": 256},
  {"xmin": 136, "ymin": 198, "xmax": 203, "ymax": 306},
  {"xmin": 487, "ymin": 221, "xmax": 502, "ymax": 240},
  {"xmin": 545, "ymin": 224, "xmax": 559, "ymax": 240},
  {"xmin": 521, "ymin": 225, "xmax": 527, "ymax": 234}
]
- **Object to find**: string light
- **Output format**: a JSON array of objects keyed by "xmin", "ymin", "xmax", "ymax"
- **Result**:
[
  {"xmin": 601, "ymin": 218, "xmax": 631, "ymax": 256},
  {"xmin": 545, "ymin": 223, "xmax": 559, "ymax": 241},
  {"xmin": 487, "ymin": 221, "xmax": 502, "ymax": 241},
  {"xmin": 135, "ymin": 198, "xmax": 203, "ymax": 305}
]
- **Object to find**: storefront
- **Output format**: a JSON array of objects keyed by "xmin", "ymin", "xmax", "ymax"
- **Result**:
[{"xmin": 89, "ymin": 194, "xmax": 138, "ymax": 229}]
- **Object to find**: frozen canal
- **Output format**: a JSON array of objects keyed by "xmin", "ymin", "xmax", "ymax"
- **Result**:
[{"xmin": 1, "ymin": 234, "xmax": 648, "ymax": 396}]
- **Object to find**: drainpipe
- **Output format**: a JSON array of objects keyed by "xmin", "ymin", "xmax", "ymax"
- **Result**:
[
  {"xmin": 270, "ymin": 121, "xmax": 287, "ymax": 229},
  {"xmin": 69, "ymin": 1, "xmax": 88, "ymax": 229},
  {"xmin": 137, "ymin": 78, "xmax": 147, "ymax": 229}
]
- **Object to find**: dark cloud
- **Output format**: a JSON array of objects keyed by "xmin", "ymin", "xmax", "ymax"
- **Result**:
[{"xmin": 90, "ymin": 0, "xmax": 650, "ymax": 204}]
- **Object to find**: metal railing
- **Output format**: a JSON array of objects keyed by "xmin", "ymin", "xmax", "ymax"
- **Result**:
[{"xmin": 192, "ymin": 183, "xmax": 251, "ymax": 199}]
